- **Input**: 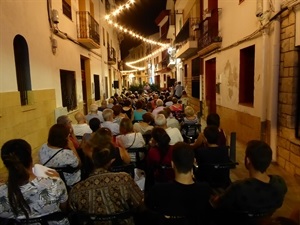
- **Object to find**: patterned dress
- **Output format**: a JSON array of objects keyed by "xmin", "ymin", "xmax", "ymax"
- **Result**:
[
  {"xmin": 39, "ymin": 143, "xmax": 81, "ymax": 186},
  {"xmin": 69, "ymin": 168, "xmax": 144, "ymax": 225},
  {"xmin": 0, "ymin": 177, "xmax": 69, "ymax": 225}
]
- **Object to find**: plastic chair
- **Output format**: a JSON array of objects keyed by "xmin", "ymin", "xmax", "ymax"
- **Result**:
[{"xmin": 0, "ymin": 211, "xmax": 67, "ymax": 225}]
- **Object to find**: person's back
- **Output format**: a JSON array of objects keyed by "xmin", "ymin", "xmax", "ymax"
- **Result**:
[
  {"xmin": 211, "ymin": 140, "xmax": 287, "ymax": 225},
  {"xmin": 145, "ymin": 142, "xmax": 212, "ymax": 225},
  {"xmin": 69, "ymin": 142, "xmax": 143, "ymax": 225},
  {"xmin": 194, "ymin": 126, "xmax": 231, "ymax": 189}
]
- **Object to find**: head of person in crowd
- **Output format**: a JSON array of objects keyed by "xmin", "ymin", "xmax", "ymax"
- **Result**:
[
  {"xmin": 1, "ymin": 139, "xmax": 33, "ymax": 219},
  {"xmin": 123, "ymin": 99, "xmax": 131, "ymax": 107},
  {"xmin": 89, "ymin": 117, "xmax": 101, "ymax": 133},
  {"xmin": 172, "ymin": 142, "xmax": 195, "ymax": 174},
  {"xmin": 151, "ymin": 127, "xmax": 170, "ymax": 150},
  {"xmin": 146, "ymin": 102, "xmax": 153, "ymax": 112},
  {"xmin": 92, "ymin": 142, "xmax": 118, "ymax": 170},
  {"xmin": 48, "ymin": 124, "xmax": 69, "ymax": 148},
  {"xmin": 119, "ymin": 117, "xmax": 133, "ymax": 135},
  {"xmin": 74, "ymin": 112, "xmax": 87, "ymax": 124},
  {"xmin": 57, "ymin": 115, "xmax": 72, "ymax": 127},
  {"xmin": 135, "ymin": 100, "xmax": 144, "ymax": 110},
  {"xmin": 156, "ymin": 99, "xmax": 164, "ymax": 107},
  {"xmin": 184, "ymin": 106, "xmax": 195, "ymax": 118},
  {"xmin": 206, "ymin": 113, "xmax": 221, "ymax": 127},
  {"xmin": 102, "ymin": 108, "xmax": 114, "ymax": 122},
  {"xmin": 155, "ymin": 114, "xmax": 167, "ymax": 128},
  {"xmin": 100, "ymin": 100, "xmax": 107, "ymax": 108},
  {"xmin": 89, "ymin": 103, "xmax": 99, "ymax": 114},
  {"xmin": 203, "ymin": 125, "xmax": 219, "ymax": 145},
  {"xmin": 142, "ymin": 112, "xmax": 155, "ymax": 125},
  {"xmin": 112, "ymin": 104, "xmax": 122, "ymax": 117},
  {"xmin": 158, "ymin": 110, "xmax": 168, "ymax": 119},
  {"xmin": 164, "ymin": 107, "xmax": 173, "ymax": 118},
  {"xmin": 84, "ymin": 127, "xmax": 113, "ymax": 158},
  {"xmin": 172, "ymin": 97, "xmax": 178, "ymax": 104},
  {"xmin": 245, "ymin": 140, "xmax": 272, "ymax": 173}
]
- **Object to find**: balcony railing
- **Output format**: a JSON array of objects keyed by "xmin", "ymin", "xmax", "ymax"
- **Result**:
[
  {"xmin": 174, "ymin": 17, "xmax": 201, "ymax": 45},
  {"xmin": 76, "ymin": 11, "xmax": 100, "ymax": 49},
  {"xmin": 108, "ymin": 45, "xmax": 116, "ymax": 65},
  {"xmin": 198, "ymin": 31, "xmax": 222, "ymax": 49},
  {"xmin": 197, "ymin": 8, "xmax": 222, "ymax": 55}
]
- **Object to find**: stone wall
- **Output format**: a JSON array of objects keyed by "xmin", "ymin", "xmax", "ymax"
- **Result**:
[{"xmin": 278, "ymin": 9, "xmax": 300, "ymax": 175}]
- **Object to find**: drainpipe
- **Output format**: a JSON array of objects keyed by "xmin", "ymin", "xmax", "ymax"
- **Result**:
[
  {"xmin": 260, "ymin": 0, "xmax": 269, "ymax": 142},
  {"xmin": 268, "ymin": 1, "xmax": 281, "ymax": 162}
]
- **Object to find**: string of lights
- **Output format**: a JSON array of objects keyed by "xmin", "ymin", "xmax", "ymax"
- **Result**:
[
  {"xmin": 104, "ymin": 0, "xmax": 135, "ymax": 20},
  {"xmin": 104, "ymin": 0, "xmax": 170, "ymax": 69}
]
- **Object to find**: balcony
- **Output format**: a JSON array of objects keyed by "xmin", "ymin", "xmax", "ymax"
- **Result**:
[
  {"xmin": 174, "ymin": 17, "xmax": 200, "ymax": 59},
  {"xmin": 76, "ymin": 11, "xmax": 100, "ymax": 49},
  {"xmin": 108, "ymin": 45, "xmax": 116, "ymax": 65},
  {"xmin": 198, "ymin": 8, "xmax": 222, "ymax": 56},
  {"xmin": 198, "ymin": 32, "xmax": 222, "ymax": 56}
]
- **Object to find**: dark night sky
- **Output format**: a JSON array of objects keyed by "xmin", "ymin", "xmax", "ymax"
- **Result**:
[{"xmin": 115, "ymin": 0, "xmax": 167, "ymax": 59}]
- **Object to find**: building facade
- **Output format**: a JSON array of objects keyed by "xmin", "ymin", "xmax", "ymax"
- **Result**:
[
  {"xmin": 277, "ymin": 0, "xmax": 300, "ymax": 175},
  {"xmin": 0, "ymin": 0, "xmax": 121, "ymax": 169}
]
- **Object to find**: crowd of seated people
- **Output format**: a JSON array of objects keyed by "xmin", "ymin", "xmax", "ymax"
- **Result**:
[{"xmin": 0, "ymin": 89, "xmax": 294, "ymax": 225}]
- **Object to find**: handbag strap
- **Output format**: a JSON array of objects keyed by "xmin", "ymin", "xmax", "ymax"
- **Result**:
[
  {"xmin": 43, "ymin": 148, "xmax": 63, "ymax": 166},
  {"xmin": 127, "ymin": 133, "xmax": 137, "ymax": 149}
]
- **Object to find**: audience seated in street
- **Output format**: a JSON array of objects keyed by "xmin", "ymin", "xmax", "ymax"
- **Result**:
[
  {"xmin": 152, "ymin": 99, "xmax": 165, "ymax": 117},
  {"xmin": 155, "ymin": 114, "xmax": 183, "ymax": 145},
  {"xmin": 0, "ymin": 139, "xmax": 69, "ymax": 224},
  {"xmin": 68, "ymin": 142, "xmax": 144, "ymax": 225},
  {"xmin": 133, "ymin": 112, "xmax": 155, "ymax": 135},
  {"xmin": 57, "ymin": 115, "xmax": 80, "ymax": 150},
  {"xmin": 80, "ymin": 117, "xmax": 101, "ymax": 149},
  {"xmin": 98, "ymin": 99, "xmax": 107, "ymax": 111},
  {"xmin": 194, "ymin": 125, "xmax": 232, "ymax": 189},
  {"xmin": 192, "ymin": 112, "xmax": 226, "ymax": 149},
  {"xmin": 145, "ymin": 127, "xmax": 174, "ymax": 191},
  {"xmin": 144, "ymin": 142, "xmax": 212, "ymax": 225},
  {"xmin": 116, "ymin": 118, "xmax": 145, "ymax": 163},
  {"xmin": 211, "ymin": 140, "xmax": 287, "ymax": 225},
  {"xmin": 107, "ymin": 98, "xmax": 115, "ymax": 109},
  {"xmin": 85, "ymin": 103, "xmax": 104, "ymax": 123},
  {"xmin": 122, "ymin": 99, "xmax": 134, "ymax": 120},
  {"xmin": 72, "ymin": 112, "xmax": 92, "ymax": 136},
  {"xmin": 39, "ymin": 124, "xmax": 81, "ymax": 187},
  {"xmin": 158, "ymin": 107, "xmax": 181, "ymax": 130},
  {"xmin": 133, "ymin": 100, "xmax": 147, "ymax": 122},
  {"xmin": 164, "ymin": 96, "xmax": 173, "ymax": 107},
  {"xmin": 169, "ymin": 97, "xmax": 183, "ymax": 113},
  {"xmin": 112, "ymin": 104, "xmax": 128, "ymax": 125},
  {"xmin": 80, "ymin": 127, "xmax": 130, "ymax": 181},
  {"xmin": 101, "ymin": 108, "xmax": 120, "ymax": 136}
]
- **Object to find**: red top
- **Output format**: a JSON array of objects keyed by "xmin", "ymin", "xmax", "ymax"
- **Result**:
[{"xmin": 146, "ymin": 145, "xmax": 174, "ymax": 182}]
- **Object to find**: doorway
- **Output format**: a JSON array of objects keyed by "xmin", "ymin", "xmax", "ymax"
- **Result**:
[{"xmin": 205, "ymin": 58, "xmax": 216, "ymax": 113}]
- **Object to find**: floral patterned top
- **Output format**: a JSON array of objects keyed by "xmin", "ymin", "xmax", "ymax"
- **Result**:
[
  {"xmin": 39, "ymin": 143, "xmax": 81, "ymax": 186},
  {"xmin": 0, "ymin": 177, "xmax": 69, "ymax": 225}
]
